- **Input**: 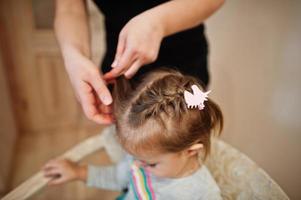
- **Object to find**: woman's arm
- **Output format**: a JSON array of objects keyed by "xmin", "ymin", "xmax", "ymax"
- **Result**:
[
  {"xmin": 54, "ymin": 0, "xmax": 90, "ymax": 58},
  {"xmin": 148, "ymin": 0, "xmax": 225, "ymax": 37},
  {"xmin": 54, "ymin": 0, "xmax": 113, "ymax": 124},
  {"xmin": 104, "ymin": 0, "xmax": 225, "ymax": 80}
]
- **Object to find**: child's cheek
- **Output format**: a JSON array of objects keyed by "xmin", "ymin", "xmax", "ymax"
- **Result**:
[
  {"xmin": 147, "ymin": 167, "xmax": 165, "ymax": 177},
  {"xmin": 146, "ymin": 167, "xmax": 157, "ymax": 174}
]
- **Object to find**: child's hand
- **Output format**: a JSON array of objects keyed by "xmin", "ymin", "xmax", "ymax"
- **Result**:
[{"xmin": 42, "ymin": 159, "xmax": 87, "ymax": 185}]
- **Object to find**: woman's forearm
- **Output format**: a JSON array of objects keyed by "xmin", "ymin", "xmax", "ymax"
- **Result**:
[
  {"xmin": 54, "ymin": 0, "xmax": 91, "ymax": 59},
  {"xmin": 145, "ymin": 0, "xmax": 225, "ymax": 37}
]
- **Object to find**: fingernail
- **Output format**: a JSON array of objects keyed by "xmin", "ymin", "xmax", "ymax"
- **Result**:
[
  {"xmin": 111, "ymin": 60, "xmax": 118, "ymax": 68},
  {"xmin": 101, "ymin": 95, "xmax": 112, "ymax": 105}
]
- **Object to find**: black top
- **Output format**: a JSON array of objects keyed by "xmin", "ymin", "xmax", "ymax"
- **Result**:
[{"xmin": 94, "ymin": 0, "xmax": 209, "ymax": 87}]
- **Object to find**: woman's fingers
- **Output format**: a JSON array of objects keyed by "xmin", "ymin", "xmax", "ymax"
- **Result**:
[
  {"xmin": 98, "ymin": 104, "xmax": 115, "ymax": 122},
  {"xmin": 78, "ymin": 81, "xmax": 113, "ymax": 124},
  {"xmin": 124, "ymin": 59, "xmax": 141, "ymax": 79},
  {"xmin": 93, "ymin": 90, "xmax": 114, "ymax": 123},
  {"xmin": 90, "ymin": 71, "xmax": 113, "ymax": 106},
  {"xmin": 97, "ymin": 102, "xmax": 113, "ymax": 115},
  {"xmin": 112, "ymin": 33, "xmax": 126, "ymax": 68},
  {"xmin": 78, "ymin": 82, "xmax": 100, "ymax": 121},
  {"xmin": 104, "ymin": 47, "xmax": 134, "ymax": 79}
]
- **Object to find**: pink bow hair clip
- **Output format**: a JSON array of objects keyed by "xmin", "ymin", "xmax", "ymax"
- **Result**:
[{"xmin": 184, "ymin": 85, "xmax": 211, "ymax": 110}]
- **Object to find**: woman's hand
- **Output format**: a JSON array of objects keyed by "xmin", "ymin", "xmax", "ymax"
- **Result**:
[
  {"xmin": 64, "ymin": 48, "xmax": 114, "ymax": 124},
  {"xmin": 42, "ymin": 159, "xmax": 87, "ymax": 185},
  {"xmin": 103, "ymin": 12, "xmax": 164, "ymax": 80},
  {"xmin": 55, "ymin": 0, "xmax": 114, "ymax": 124},
  {"xmin": 103, "ymin": 0, "xmax": 224, "ymax": 81}
]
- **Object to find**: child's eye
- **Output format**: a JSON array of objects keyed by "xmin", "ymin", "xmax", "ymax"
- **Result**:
[{"xmin": 147, "ymin": 163, "xmax": 157, "ymax": 168}]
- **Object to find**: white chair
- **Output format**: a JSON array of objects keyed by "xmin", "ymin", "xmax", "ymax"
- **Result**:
[
  {"xmin": 2, "ymin": 125, "xmax": 289, "ymax": 200},
  {"xmin": 205, "ymin": 139, "xmax": 289, "ymax": 200}
]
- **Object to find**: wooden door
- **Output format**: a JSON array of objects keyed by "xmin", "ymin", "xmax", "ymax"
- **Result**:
[
  {"xmin": 0, "ymin": 46, "xmax": 18, "ymax": 196},
  {"xmin": 0, "ymin": 0, "xmax": 104, "ymax": 134}
]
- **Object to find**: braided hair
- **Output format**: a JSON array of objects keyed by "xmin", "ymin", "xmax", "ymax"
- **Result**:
[{"xmin": 113, "ymin": 68, "xmax": 223, "ymax": 159}]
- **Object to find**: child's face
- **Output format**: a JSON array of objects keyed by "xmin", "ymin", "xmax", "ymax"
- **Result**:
[{"xmin": 131, "ymin": 150, "xmax": 194, "ymax": 178}]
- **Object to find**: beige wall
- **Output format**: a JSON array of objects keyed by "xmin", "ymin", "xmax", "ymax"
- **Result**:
[{"xmin": 207, "ymin": 1, "xmax": 301, "ymax": 199}]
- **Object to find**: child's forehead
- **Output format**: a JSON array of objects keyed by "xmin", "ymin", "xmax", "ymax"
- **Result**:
[{"xmin": 117, "ymin": 115, "xmax": 163, "ymax": 134}]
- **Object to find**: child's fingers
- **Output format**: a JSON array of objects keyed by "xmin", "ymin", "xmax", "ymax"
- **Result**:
[
  {"xmin": 42, "ymin": 162, "xmax": 61, "ymax": 173},
  {"xmin": 42, "ymin": 164, "xmax": 55, "ymax": 171},
  {"xmin": 43, "ymin": 159, "xmax": 60, "ymax": 169},
  {"xmin": 43, "ymin": 158, "xmax": 69, "ymax": 170},
  {"xmin": 48, "ymin": 176, "xmax": 67, "ymax": 186},
  {"xmin": 43, "ymin": 167, "xmax": 61, "ymax": 178}
]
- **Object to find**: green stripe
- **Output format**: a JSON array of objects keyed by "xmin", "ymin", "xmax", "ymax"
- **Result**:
[
  {"xmin": 130, "ymin": 175, "xmax": 140, "ymax": 200},
  {"xmin": 140, "ymin": 168, "xmax": 153, "ymax": 199}
]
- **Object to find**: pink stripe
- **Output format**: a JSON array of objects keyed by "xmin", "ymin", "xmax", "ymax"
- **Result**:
[
  {"xmin": 131, "ymin": 168, "xmax": 143, "ymax": 200},
  {"xmin": 133, "ymin": 166, "xmax": 147, "ymax": 199}
]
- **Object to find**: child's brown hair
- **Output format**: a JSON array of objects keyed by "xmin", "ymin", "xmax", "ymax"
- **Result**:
[{"xmin": 113, "ymin": 68, "xmax": 223, "ymax": 159}]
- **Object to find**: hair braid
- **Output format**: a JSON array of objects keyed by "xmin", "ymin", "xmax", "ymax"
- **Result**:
[{"xmin": 128, "ymin": 74, "xmax": 194, "ymax": 127}]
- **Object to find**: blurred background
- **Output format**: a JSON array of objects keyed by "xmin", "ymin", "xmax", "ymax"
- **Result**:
[{"xmin": 0, "ymin": 0, "xmax": 300, "ymax": 199}]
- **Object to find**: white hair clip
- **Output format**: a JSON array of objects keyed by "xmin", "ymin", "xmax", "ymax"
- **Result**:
[{"xmin": 184, "ymin": 85, "xmax": 211, "ymax": 110}]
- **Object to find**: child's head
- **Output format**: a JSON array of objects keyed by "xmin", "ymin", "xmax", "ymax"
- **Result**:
[{"xmin": 113, "ymin": 68, "xmax": 223, "ymax": 178}]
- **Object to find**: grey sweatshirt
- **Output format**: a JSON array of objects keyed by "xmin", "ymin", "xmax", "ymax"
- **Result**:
[{"xmin": 86, "ymin": 154, "xmax": 222, "ymax": 200}]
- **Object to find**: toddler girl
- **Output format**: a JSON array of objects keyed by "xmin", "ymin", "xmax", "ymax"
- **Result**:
[{"xmin": 43, "ymin": 68, "xmax": 223, "ymax": 200}]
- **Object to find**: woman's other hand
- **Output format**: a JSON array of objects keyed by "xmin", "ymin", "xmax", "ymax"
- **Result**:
[{"xmin": 64, "ymin": 48, "xmax": 114, "ymax": 124}]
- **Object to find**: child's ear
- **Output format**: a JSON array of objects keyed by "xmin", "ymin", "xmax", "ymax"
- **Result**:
[{"xmin": 186, "ymin": 143, "xmax": 204, "ymax": 156}]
